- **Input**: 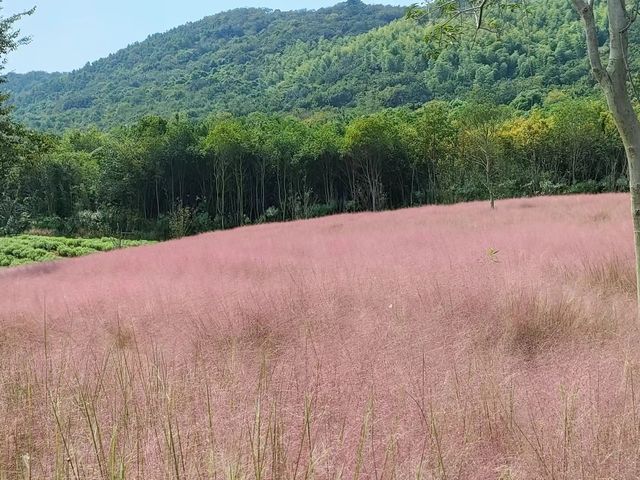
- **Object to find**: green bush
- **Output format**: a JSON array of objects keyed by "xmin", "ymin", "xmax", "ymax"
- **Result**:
[
  {"xmin": 568, "ymin": 180, "xmax": 600, "ymax": 194},
  {"xmin": 0, "ymin": 234, "xmax": 153, "ymax": 268},
  {"xmin": 307, "ymin": 202, "xmax": 339, "ymax": 218}
]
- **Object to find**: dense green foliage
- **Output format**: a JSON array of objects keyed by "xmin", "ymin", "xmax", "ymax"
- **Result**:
[
  {"xmin": 5, "ymin": 1, "xmax": 404, "ymax": 130},
  {"xmin": 4, "ymin": 0, "xmax": 625, "ymax": 131},
  {"xmin": 0, "ymin": 235, "xmax": 151, "ymax": 267},
  {"xmin": 0, "ymin": 93, "xmax": 627, "ymax": 239},
  {"xmin": 0, "ymin": 0, "xmax": 634, "ymax": 241}
]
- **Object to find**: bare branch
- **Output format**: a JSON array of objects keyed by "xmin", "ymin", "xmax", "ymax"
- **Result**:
[{"xmin": 473, "ymin": 0, "xmax": 491, "ymax": 29}]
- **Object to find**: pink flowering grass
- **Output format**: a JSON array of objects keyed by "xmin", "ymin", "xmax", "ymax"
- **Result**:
[{"xmin": 0, "ymin": 193, "xmax": 639, "ymax": 478}]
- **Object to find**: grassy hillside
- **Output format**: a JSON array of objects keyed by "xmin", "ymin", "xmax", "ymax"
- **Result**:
[
  {"xmin": 0, "ymin": 194, "xmax": 637, "ymax": 476},
  {"xmin": 3, "ymin": 0, "xmax": 618, "ymax": 130}
]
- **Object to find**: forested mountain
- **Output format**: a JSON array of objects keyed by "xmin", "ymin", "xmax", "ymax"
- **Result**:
[
  {"xmin": 5, "ymin": 1, "xmax": 404, "ymax": 130},
  {"xmin": 3, "ymin": 0, "xmax": 610, "ymax": 131}
]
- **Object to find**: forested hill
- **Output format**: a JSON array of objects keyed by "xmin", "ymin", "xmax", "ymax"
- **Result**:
[
  {"xmin": 3, "ymin": 0, "xmax": 606, "ymax": 130},
  {"xmin": 5, "ymin": 0, "xmax": 404, "ymax": 130}
]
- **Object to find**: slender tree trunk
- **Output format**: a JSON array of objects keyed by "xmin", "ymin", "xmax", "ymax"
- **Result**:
[
  {"xmin": 155, "ymin": 177, "xmax": 160, "ymax": 217},
  {"xmin": 531, "ymin": 150, "xmax": 538, "ymax": 194},
  {"xmin": 171, "ymin": 160, "xmax": 175, "ymax": 208},
  {"xmin": 609, "ymin": 153, "xmax": 618, "ymax": 190},
  {"xmin": 574, "ymin": 0, "xmax": 640, "ymax": 308},
  {"xmin": 276, "ymin": 167, "xmax": 284, "ymax": 219},
  {"xmin": 349, "ymin": 165, "xmax": 356, "ymax": 206},
  {"xmin": 214, "ymin": 171, "xmax": 221, "ymax": 226},
  {"xmin": 143, "ymin": 192, "xmax": 147, "ymax": 221},
  {"xmin": 221, "ymin": 173, "xmax": 226, "ymax": 229},
  {"xmin": 261, "ymin": 161, "xmax": 266, "ymax": 217},
  {"xmin": 235, "ymin": 162, "xmax": 244, "ymax": 225},
  {"xmin": 486, "ymin": 156, "xmax": 495, "ymax": 209},
  {"xmin": 410, "ymin": 166, "xmax": 415, "ymax": 206},
  {"xmin": 253, "ymin": 171, "xmax": 258, "ymax": 221},
  {"xmin": 323, "ymin": 157, "xmax": 331, "ymax": 205},
  {"xmin": 283, "ymin": 167, "xmax": 288, "ymax": 220}
]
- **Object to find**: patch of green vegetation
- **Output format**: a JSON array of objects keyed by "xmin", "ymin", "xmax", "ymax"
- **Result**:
[{"xmin": 0, "ymin": 235, "xmax": 152, "ymax": 268}]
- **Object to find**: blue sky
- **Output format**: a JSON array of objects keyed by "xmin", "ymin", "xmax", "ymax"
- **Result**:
[{"xmin": 3, "ymin": 0, "xmax": 413, "ymax": 73}]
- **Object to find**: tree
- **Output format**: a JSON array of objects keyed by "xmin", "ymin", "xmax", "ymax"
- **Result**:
[
  {"xmin": 454, "ymin": 100, "xmax": 511, "ymax": 208},
  {"xmin": 0, "ymin": 5, "xmax": 34, "ymax": 140},
  {"xmin": 298, "ymin": 121, "xmax": 343, "ymax": 208},
  {"xmin": 0, "ymin": 5, "xmax": 36, "ymax": 234},
  {"xmin": 411, "ymin": 0, "xmax": 640, "ymax": 310},
  {"xmin": 202, "ymin": 116, "xmax": 250, "ymax": 227},
  {"xmin": 260, "ymin": 117, "xmax": 306, "ymax": 220},
  {"xmin": 343, "ymin": 114, "xmax": 399, "ymax": 211},
  {"xmin": 545, "ymin": 98, "xmax": 607, "ymax": 184},
  {"xmin": 413, "ymin": 101, "xmax": 457, "ymax": 204},
  {"xmin": 498, "ymin": 108, "xmax": 553, "ymax": 195}
]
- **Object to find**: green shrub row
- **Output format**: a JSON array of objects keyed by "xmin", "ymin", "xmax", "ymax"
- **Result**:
[{"xmin": 0, "ymin": 235, "xmax": 152, "ymax": 268}]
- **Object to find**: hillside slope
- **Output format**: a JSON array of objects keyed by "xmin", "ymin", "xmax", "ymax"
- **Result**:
[
  {"xmin": 5, "ymin": 1, "xmax": 405, "ymax": 130},
  {"xmin": 0, "ymin": 194, "xmax": 637, "ymax": 476},
  {"xmin": 267, "ymin": 0, "xmax": 597, "ymax": 111},
  {"xmin": 3, "ymin": 0, "xmax": 627, "ymax": 130}
]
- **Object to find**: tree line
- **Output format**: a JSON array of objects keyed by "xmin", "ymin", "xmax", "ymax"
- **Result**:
[{"xmin": 0, "ymin": 93, "xmax": 626, "ymax": 239}]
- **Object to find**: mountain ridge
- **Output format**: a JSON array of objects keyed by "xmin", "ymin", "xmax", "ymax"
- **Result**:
[{"xmin": 5, "ymin": 0, "xmax": 407, "ymax": 130}]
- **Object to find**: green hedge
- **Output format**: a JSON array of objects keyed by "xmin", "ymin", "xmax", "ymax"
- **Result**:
[{"xmin": 0, "ymin": 235, "xmax": 153, "ymax": 268}]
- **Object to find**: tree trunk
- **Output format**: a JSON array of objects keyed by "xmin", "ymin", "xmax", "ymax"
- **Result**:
[
  {"xmin": 155, "ymin": 177, "xmax": 160, "ymax": 218},
  {"xmin": 260, "ymin": 170, "xmax": 264, "ymax": 217},
  {"xmin": 410, "ymin": 165, "xmax": 416, "ymax": 206},
  {"xmin": 323, "ymin": 157, "xmax": 331, "ymax": 205},
  {"xmin": 235, "ymin": 162, "xmax": 244, "ymax": 225},
  {"xmin": 574, "ymin": 0, "xmax": 640, "ymax": 308},
  {"xmin": 486, "ymin": 155, "xmax": 495, "ymax": 209}
]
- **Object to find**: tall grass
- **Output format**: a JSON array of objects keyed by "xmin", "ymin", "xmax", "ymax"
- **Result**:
[{"xmin": 0, "ymin": 193, "xmax": 638, "ymax": 478}]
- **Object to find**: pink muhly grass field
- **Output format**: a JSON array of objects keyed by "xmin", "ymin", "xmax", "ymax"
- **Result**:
[{"xmin": 0, "ymin": 193, "xmax": 639, "ymax": 479}]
